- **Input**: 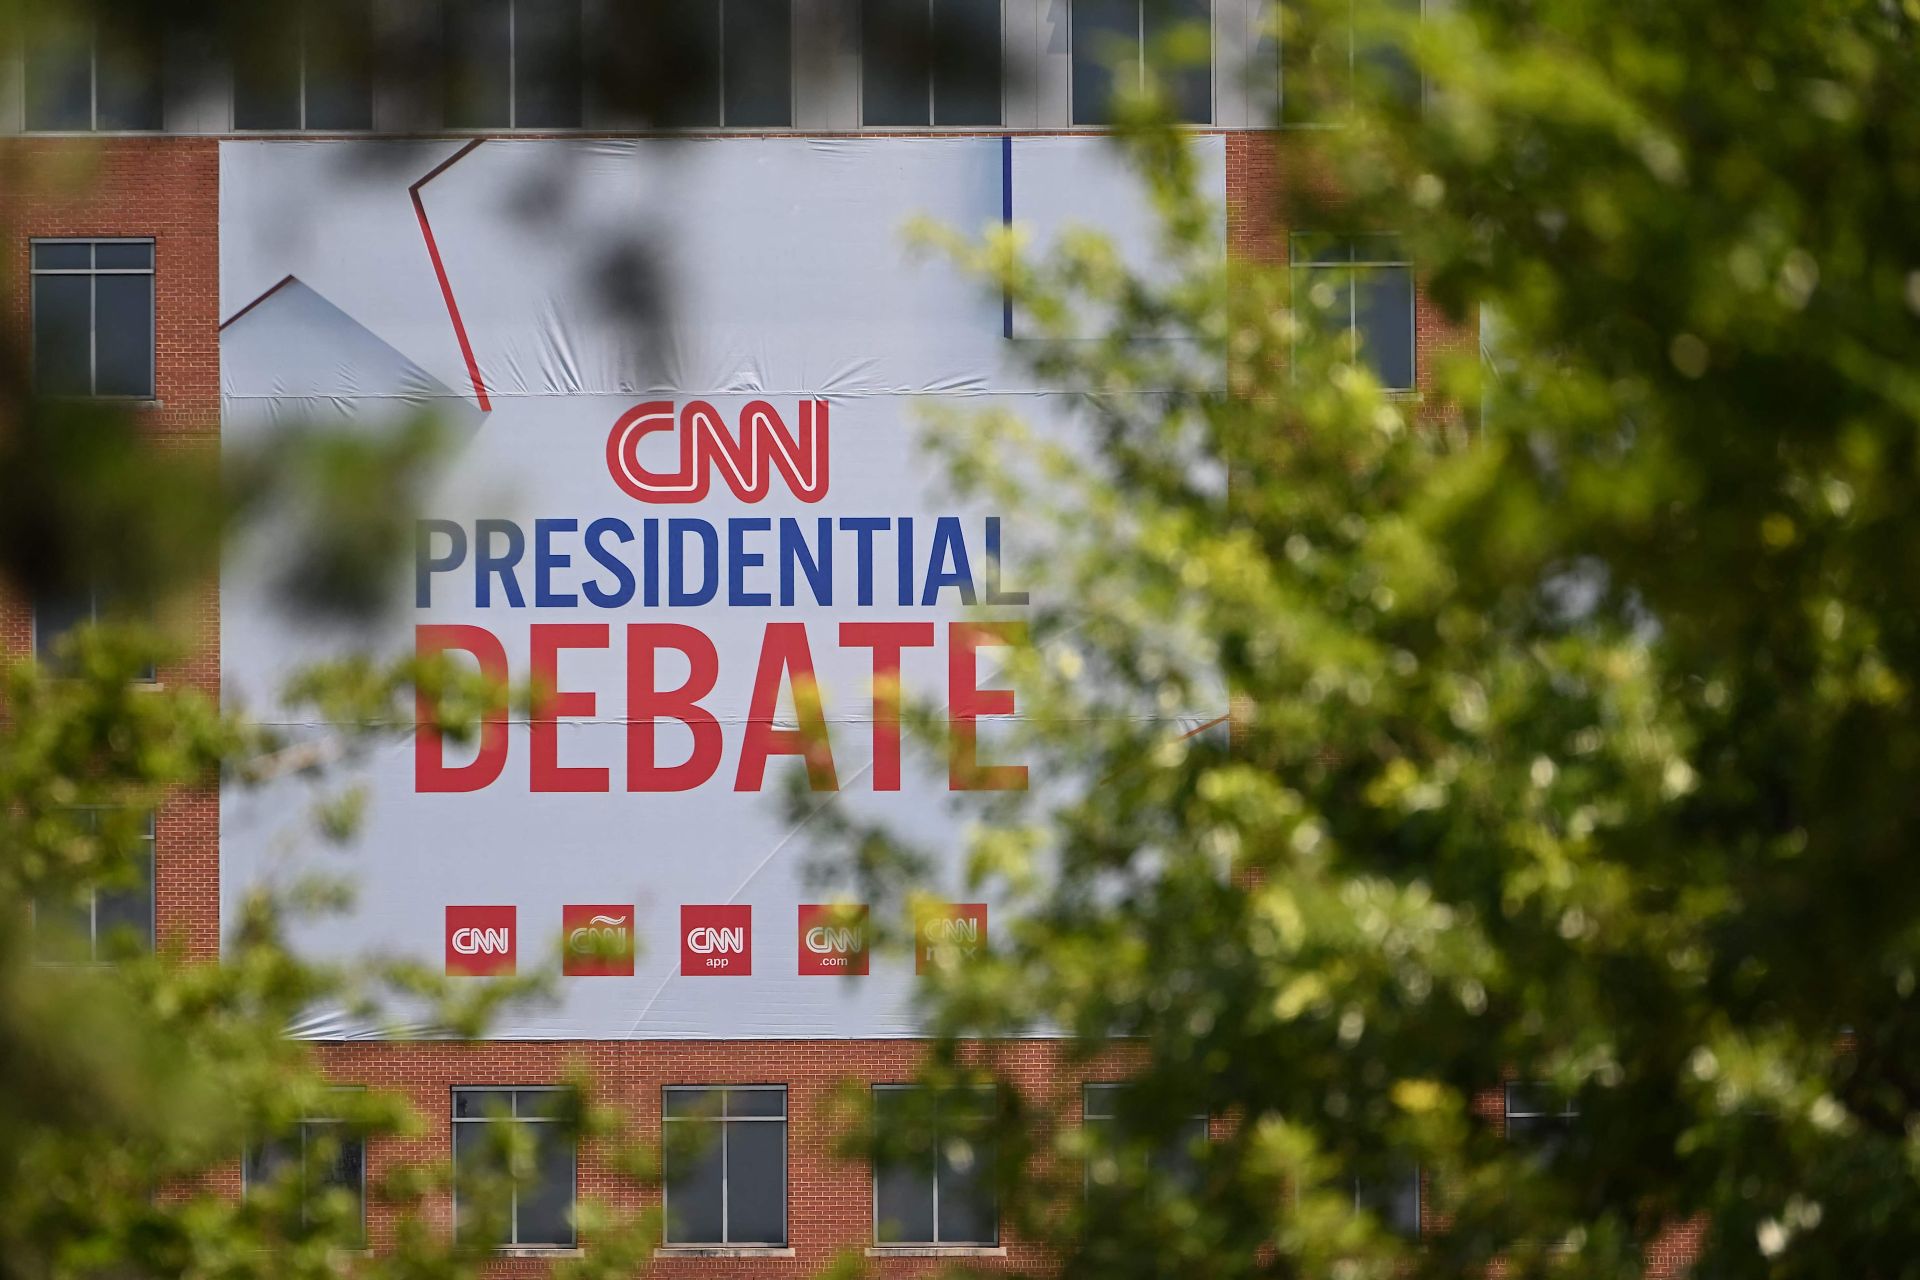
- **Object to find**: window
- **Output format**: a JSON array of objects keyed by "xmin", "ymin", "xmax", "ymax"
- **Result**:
[
  {"xmin": 33, "ymin": 582, "xmax": 157, "ymax": 682},
  {"xmin": 452, "ymin": 1087, "xmax": 576, "ymax": 1247},
  {"xmin": 1082, "ymin": 1084, "xmax": 1208, "ymax": 1195},
  {"xmin": 1070, "ymin": 0, "xmax": 1211, "ymax": 126},
  {"xmin": 244, "ymin": 1108, "xmax": 368, "ymax": 1245},
  {"xmin": 233, "ymin": 0, "xmax": 374, "ymax": 131},
  {"xmin": 31, "ymin": 240, "xmax": 155, "ymax": 399},
  {"xmin": 443, "ymin": 0, "xmax": 584, "ymax": 128},
  {"xmin": 23, "ymin": 10, "xmax": 163, "ymax": 131},
  {"xmin": 861, "ymin": 0, "xmax": 1001, "ymax": 126},
  {"xmin": 31, "ymin": 810, "xmax": 155, "ymax": 964},
  {"xmin": 1281, "ymin": 0, "xmax": 1422, "ymax": 125},
  {"xmin": 643, "ymin": 0, "xmax": 793, "ymax": 128},
  {"xmin": 661, "ymin": 1086, "xmax": 787, "ymax": 1247},
  {"xmin": 873, "ymin": 1085, "xmax": 998, "ymax": 1246},
  {"xmin": 1353, "ymin": 1164, "xmax": 1421, "ymax": 1238},
  {"xmin": 1505, "ymin": 1083, "xmax": 1579, "ymax": 1154},
  {"xmin": 1290, "ymin": 233, "xmax": 1415, "ymax": 391}
]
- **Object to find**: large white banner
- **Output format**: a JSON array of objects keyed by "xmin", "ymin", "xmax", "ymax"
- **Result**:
[{"xmin": 219, "ymin": 136, "xmax": 1225, "ymax": 1038}]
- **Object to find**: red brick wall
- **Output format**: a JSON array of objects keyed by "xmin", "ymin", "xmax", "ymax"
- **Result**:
[{"xmin": 0, "ymin": 137, "xmax": 222, "ymax": 961}]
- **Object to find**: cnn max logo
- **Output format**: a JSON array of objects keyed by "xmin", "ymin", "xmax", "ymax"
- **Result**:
[
  {"xmin": 681, "ymin": 904, "xmax": 752, "ymax": 976},
  {"xmin": 915, "ymin": 903, "xmax": 987, "ymax": 975},
  {"xmin": 797, "ymin": 904, "xmax": 869, "ymax": 976},
  {"xmin": 607, "ymin": 400, "xmax": 828, "ymax": 504},
  {"xmin": 563, "ymin": 904, "xmax": 634, "ymax": 977},
  {"xmin": 446, "ymin": 905, "xmax": 516, "ymax": 976}
]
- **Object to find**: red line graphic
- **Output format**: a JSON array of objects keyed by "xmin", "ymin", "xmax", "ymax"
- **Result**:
[
  {"xmin": 219, "ymin": 273, "xmax": 297, "ymax": 330},
  {"xmin": 410, "ymin": 140, "xmax": 490, "ymax": 412}
]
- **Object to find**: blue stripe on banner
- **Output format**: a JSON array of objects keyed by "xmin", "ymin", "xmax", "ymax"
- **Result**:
[{"xmin": 1001, "ymin": 135, "xmax": 1013, "ymax": 340}]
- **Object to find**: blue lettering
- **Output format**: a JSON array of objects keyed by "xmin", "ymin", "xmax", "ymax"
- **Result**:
[
  {"xmin": 416, "ymin": 518, "xmax": 466, "ymax": 608},
  {"xmin": 534, "ymin": 518, "xmax": 580, "ymax": 608},
  {"xmin": 921, "ymin": 516, "xmax": 978, "ymax": 606},
  {"xmin": 728, "ymin": 518, "xmax": 773, "ymax": 606},
  {"xmin": 668, "ymin": 518, "xmax": 718, "ymax": 607},
  {"xmin": 780, "ymin": 517, "xmax": 833, "ymax": 607},
  {"xmin": 583, "ymin": 517, "xmax": 636, "ymax": 608},
  {"xmin": 475, "ymin": 519, "xmax": 526, "ymax": 608}
]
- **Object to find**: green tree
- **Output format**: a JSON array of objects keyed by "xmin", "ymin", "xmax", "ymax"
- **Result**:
[{"xmin": 817, "ymin": 0, "xmax": 1920, "ymax": 1276}]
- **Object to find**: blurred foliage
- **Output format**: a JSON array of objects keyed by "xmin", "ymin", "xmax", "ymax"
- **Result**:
[{"xmin": 807, "ymin": 0, "xmax": 1920, "ymax": 1277}]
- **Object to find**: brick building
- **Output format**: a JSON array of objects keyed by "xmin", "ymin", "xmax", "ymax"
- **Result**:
[{"xmin": 0, "ymin": 1, "xmax": 1525, "ymax": 1273}]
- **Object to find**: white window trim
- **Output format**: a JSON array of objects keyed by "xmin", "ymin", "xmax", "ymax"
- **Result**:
[
  {"xmin": 450, "ymin": 1086, "xmax": 578, "ymax": 1249},
  {"xmin": 660, "ymin": 1085, "xmax": 789, "ymax": 1248}
]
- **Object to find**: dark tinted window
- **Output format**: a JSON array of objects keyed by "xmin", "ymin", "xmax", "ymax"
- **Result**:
[
  {"xmin": 443, "ymin": 0, "xmax": 512, "ymax": 127},
  {"xmin": 24, "ymin": 14, "xmax": 162, "ymax": 131},
  {"xmin": 864, "ymin": 0, "xmax": 1001, "ymax": 126},
  {"xmin": 723, "ymin": 0, "xmax": 792, "ymax": 126},
  {"xmin": 31, "ymin": 810, "xmax": 155, "ymax": 964},
  {"xmin": 514, "ymin": 0, "xmax": 583, "ymax": 127},
  {"xmin": 873, "ymin": 1086, "xmax": 998, "ymax": 1245},
  {"xmin": 662, "ymin": 1086, "xmax": 787, "ymax": 1246},
  {"xmin": 451, "ymin": 1087, "xmax": 575, "ymax": 1246},
  {"xmin": 1072, "ymin": 0, "xmax": 1209, "ymax": 125},
  {"xmin": 31, "ymin": 241, "xmax": 155, "ymax": 399}
]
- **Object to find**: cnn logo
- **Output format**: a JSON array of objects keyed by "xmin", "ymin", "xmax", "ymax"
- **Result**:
[
  {"xmin": 681, "ymin": 904, "xmax": 752, "ymax": 976},
  {"xmin": 446, "ymin": 905, "xmax": 516, "ymax": 976},
  {"xmin": 798, "ymin": 904, "xmax": 869, "ymax": 976},
  {"xmin": 607, "ymin": 400, "xmax": 828, "ymax": 504}
]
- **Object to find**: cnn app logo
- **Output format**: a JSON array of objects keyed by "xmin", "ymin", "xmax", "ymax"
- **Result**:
[
  {"xmin": 681, "ymin": 904, "xmax": 751, "ymax": 976},
  {"xmin": 446, "ymin": 905, "xmax": 516, "ymax": 976},
  {"xmin": 797, "ymin": 904, "xmax": 869, "ymax": 976},
  {"xmin": 915, "ymin": 903, "xmax": 986, "ymax": 974},
  {"xmin": 563, "ymin": 904, "xmax": 635, "ymax": 977}
]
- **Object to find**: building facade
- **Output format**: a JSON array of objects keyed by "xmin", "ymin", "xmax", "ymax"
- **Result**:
[{"xmin": 0, "ymin": 1, "xmax": 1531, "ymax": 1273}]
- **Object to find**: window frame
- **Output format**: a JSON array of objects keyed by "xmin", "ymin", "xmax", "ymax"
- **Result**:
[
  {"xmin": 857, "ymin": 0, "xmax": 1006, "ymax": 129},
  {"xmin": 870, "ymin": 1083, "xmax": 1000, "ymax": 1247},
  {"xmin": 450, "ymin": 1086, "xmax": 578, "ymax": 1249},
  {"xmin": 21, "ymin": 14, "xmax": 164, "ymax": 133},
  {"xmin": 1287, "ymin": 231, "xmax": 1418, "ymax": 393},
  {"xmin": 668, "ymin": 0, "xmax": 799, "ymax": 130},
  {"xmin": 231, "ymin": 0, "xmax": 376, "ymax": 132},
  {"xmin": 30, "ymin": 579, "xmax": 160, "ymax": 683},
  {"xmin": 29, "ymin": 238, "xmax": 157, "ymax": 401},
  {"xmin": 29, "ymin": 808, "xmax": 156, "ymax": 965},
  {"xmin": 440, "ymin": 0, "xmax": 587, "ymax": 131},
  {"xmin": 242, "ymin": 1093, "xmax": 370, "ymax": 1246},
  {"xmin": 1280, "ymin": 0, "xmax": 1426, "ymax": 128},
  {"xmin": 1504, "ymin": 1082, "xmax": 1581, "ymax": 1140},
  {"xmin": 1352, "ymin": 1163, "xmax": 1422, "ymax": 1239},
  {"xmin": 1067, "ymin": 0, "xmax": 1216, "ymax": 128},
  {"xmin": 660, "ymin": 1085, "xmax": 789, "ymax": 1248},
  {"xmin": 1080, "ymin": 1082, "xmax": 1209, "ymax": 1196}
]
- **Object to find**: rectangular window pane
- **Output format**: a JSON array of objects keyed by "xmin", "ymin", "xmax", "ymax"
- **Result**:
[
  {"xmin": 655, "ymin": 0, "xmax": 721, "ymax": 126},
  {"xmin": 862, "ymin": 0, "xmax": 931, "ymax": 126},
  {"xmin": 1145, "ymin": 0, "xmax": 1210, "ymax": 124},
  {"xmin": 33, "ymin": 242, "xmax": 93, "ymax": 270},
  {"xmin": 444, "ymin": 0, "xmax": 511, "ymax": 127},
  {"xmin": 233, "ymin": 13, "xmax": 302, "ymax": 130},
  {"xmin": 515, "ymin": 1124, "xmax": 576, "ymax": 1244},
  {"xmin": 305, "ymin": 0, "xmax": 376, "ymax": 130},
  {"xmin": 931, "ymin": 0, "xmax": 1001, "ymax": 125},
  {"xmin": 32, "ymin": 274, "xmax": 92, "ymax": 396},
  {"xmin": 726, "ymin": 1120, "xmax": 786, "ymax": 1243},
  {"xmin": 873, "ymin": 1089, "xmax": 936, "ymax": 1243},
  {"xmin": 1352, "ymin": 264, "xmax": 1414, "ymax": 389},
  {"xmin": 723, "ymin": 0, "xmax": 792, "ymax": 126},
  {"xmin": 94, "ymin": 273, "xmax": 155, "ymax": 398},
  {"xmin": 514, "ymin": 0, "xmax": 583, "ymax": 128},
  {"xmin": 244, "ymin": 1137, "xmax": 300, "ymax": 1190},
  {"xmin": 25, "ymin": 21, "xmax": 94, "ymax": 131},
  {"xmin": 1083, "ymin": 1084, "xmax": 1125, "ymax": 1120},
  {"xmin": 95, "ymin": 27, "xmax": 164, "ymax": 129},
  {"xmin": 451, "ymin": 1120, "xmax": 511, "ymax": 1244},
  {"xmin": 93, "ymin": 844, "xmax": 153, "ymax": 954},
  {"xmin": 935, "ymin": 1128, "xmax": 996, "ymax": 1243},
  {"xmin": 664, "ymin": 1087, "xmax": 719, "ymax": 1119},
  {"xmin": 94, "ymin": 242, "xmax": 153, "ymax": 270},
  {"xmin": 1071, "ymin": 0, "xmax": 1136, "ymax": 125},
  {"xmin": 663, "ymin": 1120, "xmax": 725, "ymax": 1243},
  {"xmin": 1279, "ymin": 0, "xmax": 1348, "ymax": 125},
  {"xmin": 726, "ymin": 1087, "xmax": 786, "ymax": 1119},
  {"xmin": 454, "ymin": 1088, "xmax": 515, "ymax": 1119}
]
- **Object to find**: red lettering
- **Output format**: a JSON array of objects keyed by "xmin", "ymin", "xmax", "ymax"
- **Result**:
[
  {"xmin": 627, "ymin": 624, "xmax": 723, "ymax": 791},
  {"xmin": 415, "ymin": 624, "xmax": 510, "ymax": 793},
  {"xmin": 948, "ymin": 621, "xmax": 1028, "ymax": 791},
  {"xmin": 735, "ymin": 623, "xmax": 839, "ymax": 791},
  {"xmin": 530, "ymin": 623, "xmax": 610, "ymax": 793},
  {"xmin": 840, "ymin": 621, "xmax": 936, "ymax": 791}
]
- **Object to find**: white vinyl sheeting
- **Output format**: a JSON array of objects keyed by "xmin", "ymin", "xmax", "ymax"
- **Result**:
[{"xmin": 219, "ymin": 136, "xmax": 1227, "ymax": 1039}]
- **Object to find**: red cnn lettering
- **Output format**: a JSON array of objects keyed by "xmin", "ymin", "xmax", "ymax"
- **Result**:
[
  {"xmin": 948, "ymin": 621, "xmax": 1029, "ymax": 791},
  {"xmin": 627, "ymin": 624, "xmax": 723, "ymax": 792},
  {"xmin": 841, "ymin": 621, "xmax": 936, "ymax": 791},
  {"xmin": 416, "ymin": 625, "xmax": 510, "ymax": 793},
  {"xmin": 606, "ymin": 399, "xmax": 829, "ymax": 504},
  {"xmin": 735, "ymin": 623, "xmax": 839, "ymax": 792},
  {"xmin": 530, "ymin": 623, "xmax": 610, "ymax": 793}
]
